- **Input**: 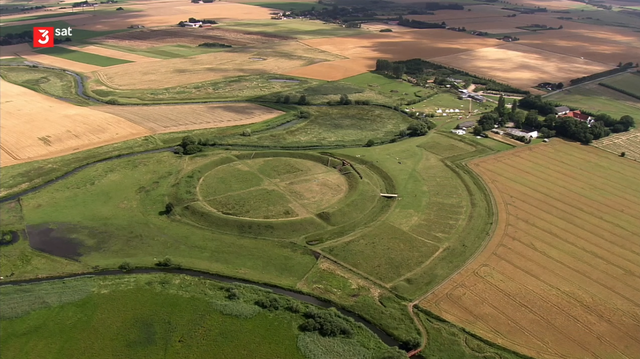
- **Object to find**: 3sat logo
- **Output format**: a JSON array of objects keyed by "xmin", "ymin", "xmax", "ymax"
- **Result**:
[{"xmin": 33, "ymin": 27, "xmax": 73, "ymax": 48}]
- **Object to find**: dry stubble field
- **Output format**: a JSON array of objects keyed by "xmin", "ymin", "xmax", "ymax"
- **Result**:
[
  {"xmin": 0, "ymin": 80, "xmax": 150, "ymax": 166},
  {"xmin": 92, "ymin": 40, "xmax": 343, "ymax": 89},
  {"xmin": 285, "ymin": 30, "xmax": 498, "ymax": 80},
  {"xmin": 94, "ymin": 103, "xmax": 283, "ymax": 133},
  {"xmin": 593, "ymin": 130, "xmax": 640, "ymax": 162},
  {"xmin": 430, "ymin": 43, "xmax": 612, "ymax": 89},
  {"xmin": 422, "ymin": 141, "xmax": 640, "ymax": 359}
]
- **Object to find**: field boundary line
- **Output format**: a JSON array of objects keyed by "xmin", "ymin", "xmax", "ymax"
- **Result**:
[
  {"xmin": 388, "ymin": 246, "xmax": 445, "ymax": 287},
  {"xmin": 316, "ymin": 252, "xmax": 391, "ymax": 290}
]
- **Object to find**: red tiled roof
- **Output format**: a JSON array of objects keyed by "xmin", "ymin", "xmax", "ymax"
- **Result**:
[{"xmin": 566, "ymin": 111, "xmax": 591, "ymax": 121}]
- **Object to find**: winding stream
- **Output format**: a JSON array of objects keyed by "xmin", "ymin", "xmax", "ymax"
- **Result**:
[{"xmin": 0, "ymin": 268, "xmax": 400, "ymax": 347}]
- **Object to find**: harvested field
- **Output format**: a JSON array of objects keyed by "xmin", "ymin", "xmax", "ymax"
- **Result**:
[
  {"xmin": 0, "ymin": 80, "xmax": 150, "ymax": 165},
  {"xmin": 61, "ymin": 45, "xmax": 159, "ymax": 63},
  {"xmin": 430, "ymin": 43, "xmax": 612, "ymax": 89},
  {"xmin": 593, "ymin": 130, "xmax": 640, "ymax": 161},
  {"xmin": 64, "ymin": 1, "xmax": 274, "ymax": 31},
  {"xmin": 289, "ymin": 30, "xmax": 498, "ymax": 80},
  {"xmin": 94, "ymin": 27, "xmax": 288, "ymax": 49},
  {"xmin": 518, "ymin": 27, "xmax": 640, "ymax": 66},
  {"xmin": 92, "ymin": 41, "xmax": 343, "ymax": 89},
  {"xmin": 283, "ymin": 58, "xmax": 374, "ymax": 81},
  {"xmin": 422, "ymin": 140, "xmax": 640, "ymax": 359},
  {"xmin": 93, "ymin": 103, "xmax": 283, "ymax": 133}
]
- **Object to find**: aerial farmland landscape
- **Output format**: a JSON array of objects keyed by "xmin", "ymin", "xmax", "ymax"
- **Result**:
[{"xmin": 0, "ymin": 0, "xmax": 639, "ymax": 357}]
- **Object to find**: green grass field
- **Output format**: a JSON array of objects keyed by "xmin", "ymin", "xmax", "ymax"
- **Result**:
[
  {"xmin": 0, "ymin": 66, "xmax": 93, "ymax": 105},
  {"xmin": 331, "ymin": 134, "xmax": 495, "ymax": 298},
  {"xmin": 219, "ymin": 19, "xmax": 365, "ymax": 39},
  {"xmin": 199, "ymin": 163, "xmax": 264, "ymax": 199},
  {"xmin": 224, "ymin": 106, "xmax": 414, "ymax": 147},
  {"xmin": 342, "ymin": 72, "xmax": 431, "ymax": 104},
  {"xmin": 207, "ymin": 187, "xmax": 299, "ymax": 219},
  {"xmin": 36, "ymin": 47, "xmax": 132, "ymax": 66},
  {"xmin": 2, "ymin": 152, "xmax": 317, "ymax": 285},
  {"xmin": 599, "ymin": 72, "xmax": 640, "ymax": 99},
  {"xmin": 546, "ymin": 80, "xmax": 640, "ymax": 119},
  {"xmin": 325, "ymin": 222, "xmax": 441, "ymax": 284},
  {"xmin": 0, "ymin": 274, "xmax": 390, "ymax": 359}
]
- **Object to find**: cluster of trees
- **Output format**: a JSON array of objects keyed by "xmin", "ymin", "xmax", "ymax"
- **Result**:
[
  {"xmin": 375, "ymin": 59, "xmax": 406, "ymax": 79},
  {"xmin": 197, "ymin": 42, "xmax": 232, "ymax": 48},
  {"xmin": 536, "ymin": 82, "xmax": 564, "ymax": 91},
  {"xmin": 480, "ymin": 95, "xmax": 636, "ymax": 144},
  {"xmin": 327, "ymin": 94, "xmax": 372, "ymax": 105},
  {"xmin": 174, "ymin": 135, "xmax": 206, "ymax": 155},
  {"xmin": 390, "ymin": 58, "xmax": 528, "ymax": 94},
  {"xmin": 569, "ymin": 63, "xmax": 637, "ymax": 86},
  {"xmin": 178, "ymin": 17, "xmax": 217, "ymax": 26},
  {"xmin": 274, "ymin": 94, "xmax": 309, "ymax": 105},
  {"xmin": 424, "ymin": 2, "xmax": 464, "ymax": 10},
  {"xmin": 72, "ymin": 1, "xmax": 96, "ymax": 8},
  {"xmin": 0, "ymin": 31, "xmax": 71, "ymax": 46},
  {"xmin": 397, "ymin": 17, "xmax": 446, "ymax": 29},
  {"xmin": 299, "ymin": 309, "xmax": 354, "ymax": 338}
]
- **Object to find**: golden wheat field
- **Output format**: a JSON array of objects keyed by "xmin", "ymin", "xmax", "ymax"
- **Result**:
[
  {"xmin": 422, "ymin": 140, "xmax": 640, "ymax": 359},
  {"xmin": 93, "ymin": 103, "xmax": 283, "ymax": 133},
  {"xmin": 429, "ymin": 43, "xmax": 612, "ymax": 89},
  {"xmin": 0, "ymin": 80, "xmax": 150, "ymax": 166}
]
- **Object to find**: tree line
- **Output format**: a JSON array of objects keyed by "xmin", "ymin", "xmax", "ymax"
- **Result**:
[
  {"xmin": 397, "ymin": 17, "xmax": 446, "ymax": 29},
  {"xmin": 569, "ymin": 62, "xmax": 637, "ymax": 86}
]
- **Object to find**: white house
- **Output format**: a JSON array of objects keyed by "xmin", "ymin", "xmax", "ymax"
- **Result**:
[
  {"xmin": 451, "ymin": 129, "xmax": 466, "ymax": 135},
  {"xmin": 182, "ymin": 22, "xmax": 202, "ymax": 27}
]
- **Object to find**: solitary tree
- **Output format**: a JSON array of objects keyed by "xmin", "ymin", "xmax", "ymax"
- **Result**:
[
  {"xmin": 365, "ymin": 139, "xmax": 375, "ymax": 147},
  {"xmin": 297, "ymin": 94, "xmax": 308, "ymax": 105},
  {"xmin": 283, "ymin": 94, "xmax": 291, "ymax": 104},
  {"xmin": 165, "ymin": 202, "xmax": 175, "ymax": 214}
]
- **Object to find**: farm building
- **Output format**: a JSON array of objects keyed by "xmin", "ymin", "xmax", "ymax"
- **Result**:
[
  {"xmin": 505, "ymin": 128, "xmax": 538, "ymax": 139},
  {"xmin": 562, "ymin": 110, "xmax": 595, "ymax": 126},
  {"xmin": 452, "ymin": 129, "xmax": 466, "ymax": 135},
  {"xmin": 457, "ymin": 121, "xmax": 476, "ymax": 130},
  {"xmin": 468, "ymin": 94, "xmax": 486, "ymax": 103},
  {"xmin": 182, "ymin": 22, "xmax": 202, "ymax": 27},
  {"xmin": 554, "ymin": 106, "xmax": 570, "ymax": 116}
]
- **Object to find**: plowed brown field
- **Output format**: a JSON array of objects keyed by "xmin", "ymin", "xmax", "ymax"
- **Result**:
[
  {"xmin": 0, "ymin": 80, "xmax": 150, "ymax": 165},
  {"xmin": 94, "ymin": 103, "xmax": 283, "ymax": 133},
  {"xmin": 422, "ymin": 141, "xmax": 640, "ymax": 359}
]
